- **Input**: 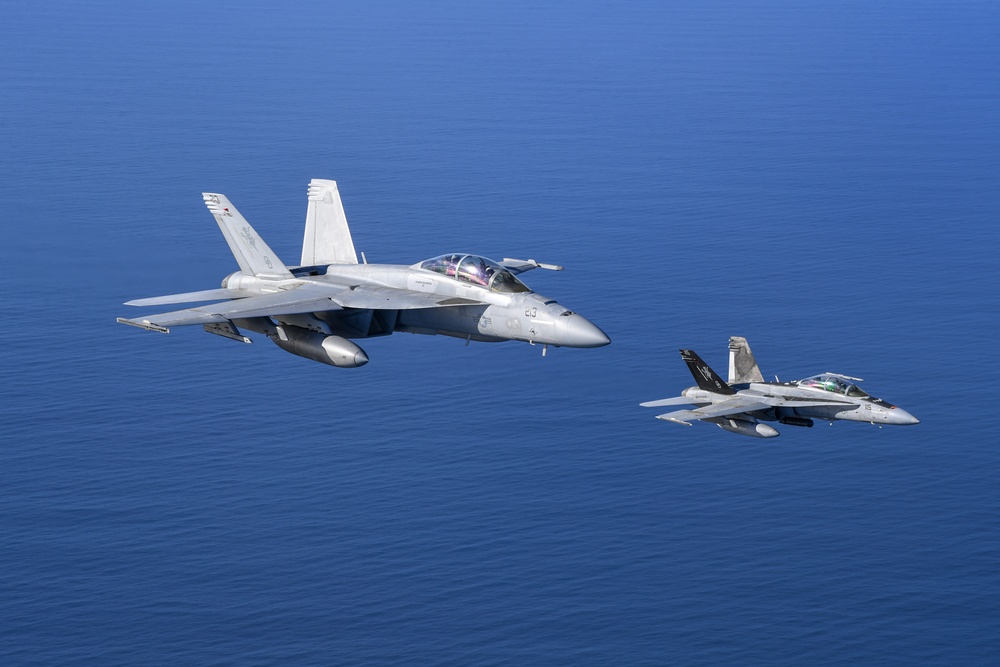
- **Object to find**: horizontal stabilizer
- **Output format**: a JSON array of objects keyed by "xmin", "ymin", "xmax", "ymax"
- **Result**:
[{"xmin": 125, "ymin": 288, "xmax": 252, "ymax": 307}]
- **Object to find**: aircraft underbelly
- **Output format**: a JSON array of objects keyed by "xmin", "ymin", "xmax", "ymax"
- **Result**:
[
  {"xmin": 395, "ymin": 305, "xmax": 502, "ymax": 341},
  {"xmin": 317, "ymin": 308, "xmax": 396, "ymax": 338},
  {"xmin": 772, "ymin": 404, "xmax": 857, "ymax": 421}
]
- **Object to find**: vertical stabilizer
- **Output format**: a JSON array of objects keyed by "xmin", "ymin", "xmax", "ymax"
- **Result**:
[
  {"xmin": 301, "ymin": 179, "xmax": 359, "ymax": 266},
  {"xmin": 203, "ymin": 193, "xmax": 292, "ymax": 279},
  {"xmin": 680, "ymin": 349, "xmax": 735, "ymax": 394},
  {"xmin": 728, "ymin": 336, "xmax": 764, "ymax": 384}
]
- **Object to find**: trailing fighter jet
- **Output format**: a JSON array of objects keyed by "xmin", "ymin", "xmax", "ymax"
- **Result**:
[
  {"xmin": 640, "ymin": 337, "xmax": 918, "ymax": 438},
  {"xmin": 118, "ymin": 179, "xmax": 610, "ymax": 367}
]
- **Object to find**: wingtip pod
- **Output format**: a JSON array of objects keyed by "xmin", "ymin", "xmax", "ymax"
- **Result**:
[
  {"xmin": 656, "ymin": 415, "xmax": 693, "ymax": 426},
  {"xmin": 117, "ymin": 317, "xmax": 169, "ymax": 334}
]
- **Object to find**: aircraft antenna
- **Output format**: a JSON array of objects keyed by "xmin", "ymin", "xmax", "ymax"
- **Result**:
[{"xmin": 361, "ymin": 251, "xmax": 368, "ymax": 264}]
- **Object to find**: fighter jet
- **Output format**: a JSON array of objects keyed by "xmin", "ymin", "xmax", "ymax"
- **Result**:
[
  {"xmin": 640, "ymin": 337, "xmax": 918, "ymax": 438},
  {"xmin": 118, "ymin": 179, "xmax": 610, "ymax": 367}
]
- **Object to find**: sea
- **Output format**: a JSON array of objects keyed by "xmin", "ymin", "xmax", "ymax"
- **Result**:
[{"xmin": 2, "ymin": 1, "xmax": 998, "ymax": 664}]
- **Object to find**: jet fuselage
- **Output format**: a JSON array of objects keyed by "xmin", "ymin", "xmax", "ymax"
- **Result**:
[
  {"xmin": 227, "ymin": 262, "xmax": 610, "ymax": 349},
  {"xmin": 679, "ymin": 382, "xmax": 919, "ymax": 426}
]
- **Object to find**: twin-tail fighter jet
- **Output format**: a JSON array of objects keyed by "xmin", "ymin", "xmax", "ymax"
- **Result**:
[
  {"xmin": 641, "ymin": 337, "xmax": 919, "ymax": 438},
  {"xmin": 118, "ymin": 179, "xmax": 610, "ymax": 367}
]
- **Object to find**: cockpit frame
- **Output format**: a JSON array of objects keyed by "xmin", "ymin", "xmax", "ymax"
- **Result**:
[
  {"xmin": 417, "ymin": 254, "xmax": 531, "ymax": 294},
  {"xmin": 798, "ymin": 373, "xmax": 869, "ymax": 398}
]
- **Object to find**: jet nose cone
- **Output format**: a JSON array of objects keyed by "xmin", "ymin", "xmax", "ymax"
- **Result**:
[
  {"xmin": 559, "ymin": 314, "xmax": 611, "ymax": 348},
  {"xmin": 889, "ymin": 407, "xmax": 919, "ymax": 425}
]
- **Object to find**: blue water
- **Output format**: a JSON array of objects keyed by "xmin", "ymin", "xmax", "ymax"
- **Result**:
[{"xmin": 2, "ymin": 1, "xmax": 999, "ymax": 664}]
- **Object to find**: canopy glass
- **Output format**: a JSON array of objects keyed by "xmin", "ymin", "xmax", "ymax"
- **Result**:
[
  {"xmin": 418, "ymin": 254, "xmax": 530, "ymax": 294},
  {"xmin": 798, "ymin": 374, "xmax": 869, "ymax": 398}
]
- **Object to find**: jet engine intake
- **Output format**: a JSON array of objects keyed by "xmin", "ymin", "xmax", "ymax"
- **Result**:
[
  {"xmin": 779, "ymin": 417, "xmax": 814, "ymax": 428},
  {"xmin": 272, "ymin": 326, "xmax": 369, "ymax": 368}
]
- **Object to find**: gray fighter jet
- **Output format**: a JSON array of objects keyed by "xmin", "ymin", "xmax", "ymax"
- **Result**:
[
  {"xmin": 641, "ymin": 337, "xmax": 918, "ymax": 438},
  {"xmin": 118, "ymin": 179, "xmax": 609, "ymax": 367}
]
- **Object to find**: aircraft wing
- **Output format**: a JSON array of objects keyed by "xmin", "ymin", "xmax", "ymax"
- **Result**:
[
  {"xmin": 739, "ymin": 391, "xmax": 854, "ymax": 408},
  {"xmin": 118, "ymin": 288, "xmax": 343, "ymax": 332},
  {"xmin": 763, "ymin": 398, "xmax": 853, "ymax": 407},
  {"xmin": 655, "ymin": 391, "xmax": 855, "ymax": 425},
  {"xmin": 119, "ymin": 280, "xmax": 490, "ymax": 333},
  {"xmin": 639, "ymin": 396, "xmax": 696, "ymax": 408},
  {"xmin": 656, "ymin": 398, "xmax": 774, "ymax": 425},
  {"xmin": 327, "ymin": 284, "xmax": 486, "ymax": 310},
  {"xmin": 124, "ymin": 288, "xmax": 254, "ymax": 307}
]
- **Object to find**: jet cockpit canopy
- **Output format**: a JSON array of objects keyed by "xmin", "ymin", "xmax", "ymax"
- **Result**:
[
  {"xmin": 418, "ymin": 254, "xmax": 531, "ymax": 294},
  {"xmin": 798, "ymin": 373, "xmax": 869, "ymax": 398}
]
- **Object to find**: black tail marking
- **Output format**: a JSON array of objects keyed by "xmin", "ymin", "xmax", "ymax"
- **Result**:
[{"xmin": 679, "ymin": 349, "xmax": 735, "ymax": 395}]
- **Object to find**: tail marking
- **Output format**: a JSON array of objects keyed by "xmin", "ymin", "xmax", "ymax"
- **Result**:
[
  {"xmin": 728, "ymin": 336, "xmax": 764, "ymax": 384},
  {"xmin": 680, "ymin": 349, "xmax": 735, "ymax": 395},
  {"xmin": 203, "ymin": 193, "xmax": 292, "ymax": 280}
]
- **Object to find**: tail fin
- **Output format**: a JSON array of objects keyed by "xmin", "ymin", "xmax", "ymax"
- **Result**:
[
  {"xmin": 203, "ymin": 193, "xmax": 293, "ymax": 280},
  {"xmin": 680, "ymin": 349, "xmax": 735, "ymax": 394},
  {"xmin": 301, "ymin": 179, "xmax": 358, "ymax": 266},
  {"xmin": 728, "ymin": 336, "xmax": 764, "ymax": 384}
]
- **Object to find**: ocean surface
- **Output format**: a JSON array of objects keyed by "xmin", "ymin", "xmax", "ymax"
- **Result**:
[{"xmin": 2, "ymin": 1, "xmax": 998, "ymax": 664}]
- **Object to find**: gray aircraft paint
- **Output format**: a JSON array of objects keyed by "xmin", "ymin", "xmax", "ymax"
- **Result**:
[{"xmin": 118, "ymin": 180, "xmax": 609, "ymax": 367}]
